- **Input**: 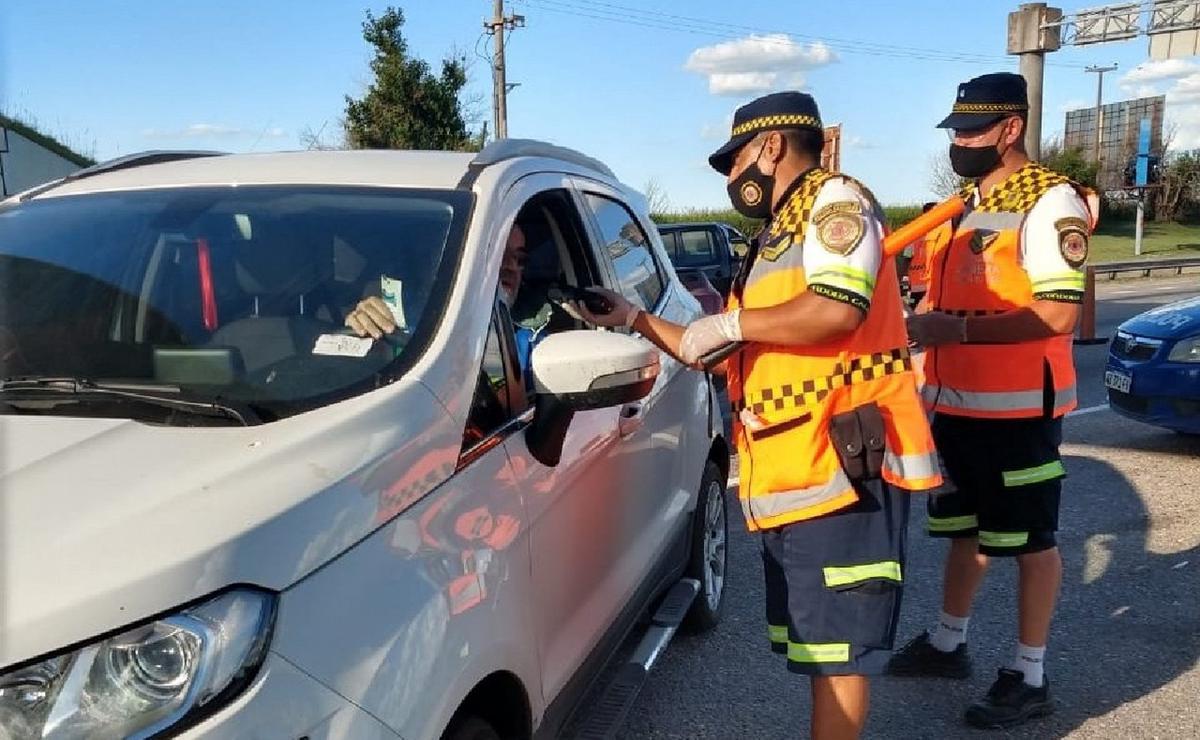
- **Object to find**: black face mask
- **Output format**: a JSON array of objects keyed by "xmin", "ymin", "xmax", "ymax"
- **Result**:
[
  {"xmin": 727, "ymin": 142, "xmax": 775, "ymax": 219},
  {"xmin": 949, "ymin": 143, "xmax": 1003, "ymax": 179}
]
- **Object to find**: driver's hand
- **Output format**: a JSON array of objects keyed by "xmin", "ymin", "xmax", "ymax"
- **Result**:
[
  {"xmin": 574, "ymin": 287, "xmax": 637, "ymax": 328},
  {"xmin": 346, "ymin": 296, "xmax": 396, "ymax": 339}
]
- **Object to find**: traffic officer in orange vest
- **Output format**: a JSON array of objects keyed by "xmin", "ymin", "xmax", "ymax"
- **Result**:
[
  {"xmin": 890, "ymin": 73, "xmax": 1095, "ymax": 730},
  {"xmin": 904, "ymin": 202, "xmax": 945, "ymax": 308},
  {"xmin": 576, "ymin": 91, "xmax": 941, "ymax": 740}
]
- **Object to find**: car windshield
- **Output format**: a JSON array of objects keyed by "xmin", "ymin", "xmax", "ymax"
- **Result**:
[{"xmin": 0, "ymin": 186, "xmax": 470, "ymax": 423}]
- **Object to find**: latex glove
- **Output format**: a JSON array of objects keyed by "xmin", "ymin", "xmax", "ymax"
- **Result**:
[
  {"xmin": 906, "ymin": 312, "xmax": 965, "ymax": 347},
  {"xmin": 346, "ymin": 296, "xmax": 396, "ymax": 339},
  {"xmin": 573, "ymin": 287, "xmax": 638, "ymax": 329},
  {"xmin": 680, "ymin": 309, "xmax": 743, "ymax": 365}
]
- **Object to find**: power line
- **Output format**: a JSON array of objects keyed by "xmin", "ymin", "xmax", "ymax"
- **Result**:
[{"xmin": 518, "ymin": 0, "xmax": 1088, "ymax": 69}]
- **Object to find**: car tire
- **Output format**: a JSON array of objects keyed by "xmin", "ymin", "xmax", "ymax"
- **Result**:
[
  {"xmin": 442, "ymin": 716, "xmax": 501, "ymax": 740},
  {"xmin": 682, "ymin": 459, "xmax": 728, "ymax": 633}
]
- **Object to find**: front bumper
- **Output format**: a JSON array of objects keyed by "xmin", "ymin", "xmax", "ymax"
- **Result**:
[
  {"xmin": 1106, "ymin": 336, "xmax": 1200, "ymax": 433},
  {"xmin": 178, "ymin": 652, "xmax": 400, "ymax": 739}
]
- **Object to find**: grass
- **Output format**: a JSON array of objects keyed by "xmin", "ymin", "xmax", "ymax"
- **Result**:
[{"xmin": 1090, "ymin": 220, "xmax": 1200, "ymax": 263}]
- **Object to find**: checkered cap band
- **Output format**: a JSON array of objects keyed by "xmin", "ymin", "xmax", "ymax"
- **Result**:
[
  {"xmin": 951, "ymin": 102, "xmax": 1028, "ymax": 114},
  {"xmin": 735, "ymin": 348, "xmax": 913, "ymax": 415},
  {"xmin": 731, "ymin": 114, "xmax": 822, "ymax": 137}
]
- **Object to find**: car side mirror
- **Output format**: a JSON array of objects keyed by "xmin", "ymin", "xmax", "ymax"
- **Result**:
[{"xmin": 524, "ymin": 330, "xmax": 660, "ymax": 466}]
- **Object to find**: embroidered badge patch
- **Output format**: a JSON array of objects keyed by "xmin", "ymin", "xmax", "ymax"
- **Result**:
[
  {"xmin": 969, "ymin": 230, "xmax": 1000, "ymax": 254},
  {"xmin": 1055, "ymin": 216, "xmax": 1089, "ymax": 268},
  {"xmin": 813, "ymin": 201, "xmax": 865, "ymax": 256},
  {"xmin": 740, "ymin": 181, "xmax": 763, "ymax": 208}
]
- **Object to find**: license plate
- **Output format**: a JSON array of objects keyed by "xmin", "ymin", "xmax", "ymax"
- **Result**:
[{"xmin": 1104, "ymin": 369, "xmax": 1132, "ymax": 394}]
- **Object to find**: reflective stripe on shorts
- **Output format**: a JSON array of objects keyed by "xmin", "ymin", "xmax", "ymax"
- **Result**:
[
  {"xmin": 822, "ymin": 561, "xmax": 903, "ymax": 588},
  {"xmin": 768, "ymin": 624, "xmax": 789, "ymax": 645},
  {"xmin": 928, "ymin": 514, "xmax": 979, "ymax": 533},
  {"xmin": 1002, "ymin": 460, "xmax": 1066, "ymax": 487},
  {"xmin": 788, "ymin": 642, "xmax": 851, "ymax": 664},
  {"xmin": 979, "ymin": 530, "xmax": 1030, "ymax": 548}
]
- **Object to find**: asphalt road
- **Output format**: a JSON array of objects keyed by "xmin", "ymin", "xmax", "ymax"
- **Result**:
[{"xmin": 619, "ymin": 276, "xmax": 1200, "ymax": 739}]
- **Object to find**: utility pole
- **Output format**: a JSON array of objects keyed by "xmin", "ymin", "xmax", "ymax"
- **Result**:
[
  {"xmin": 1007, "ymin": 3, "xmax": 1063, "ymax": 161},
  {"xmin": 485, "ymin": 1, "xmax": 524, "ymax": 140},
  {"xmin": 1085, "ymin": 64, "xmax": 1118, "ymax": 165}
]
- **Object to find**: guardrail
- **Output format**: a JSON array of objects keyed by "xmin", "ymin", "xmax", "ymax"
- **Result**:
[
  {"xmin": 1091, "ymin": 256, "xmax": 1200, "ymax": 279},
  {"xmin": 1076, "ymin": 258, "xmax": 1200, "ymax": 345}
]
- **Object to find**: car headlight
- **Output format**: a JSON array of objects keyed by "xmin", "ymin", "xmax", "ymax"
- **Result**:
[
  {"xmin": 1168, "ymin": 337, "xmax": 1200, "ymax": 363},
  {"xmin": 0, "ymin": 589, "xmax": 274, "ymax": 740}
]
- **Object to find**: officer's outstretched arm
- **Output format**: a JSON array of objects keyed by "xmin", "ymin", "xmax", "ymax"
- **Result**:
[{"xmin": 739, "ymin": 292, "xmax": 865, "ymax": 345}]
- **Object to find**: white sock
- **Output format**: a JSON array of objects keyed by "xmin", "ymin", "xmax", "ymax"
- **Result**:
[
  {"xmin": 929, "ymin": 611, "xmax": 970, "ymax": 653},
  {"xmin": 1012, "ymin": 642, "xmax": 1046, "ymax": 687}
]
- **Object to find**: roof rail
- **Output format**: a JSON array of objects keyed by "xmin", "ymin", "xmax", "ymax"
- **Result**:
[
  {"xmin": 18, "ymin": 150, "xmax": 226, "ymax": 202},
  {"xmin": 468, "ymin": 139, "xmax": 615, "ymax": 179}
]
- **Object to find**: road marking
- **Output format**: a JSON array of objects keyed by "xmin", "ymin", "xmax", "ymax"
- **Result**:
[{"xmin": 1067, "ymin": 403, "xmax": 1110, "ymax": 417}]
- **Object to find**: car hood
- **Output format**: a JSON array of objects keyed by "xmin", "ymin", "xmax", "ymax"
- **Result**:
[
  {"xmin": 0, "ymin": 381, "xmax": 459, "ymax": 669},
  {"xmin": 1120, "ymin": 296, "xmax": 1200, "ymax": 340}
]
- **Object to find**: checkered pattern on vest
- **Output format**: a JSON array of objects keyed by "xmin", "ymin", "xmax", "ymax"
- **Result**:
[
  {"xmin": 736, "ymin": 348, "xmax": 913, "ymax": 415},
  {"xmin": 963, "ymin": 163, "xmax": 1070, "ymax": 215}
]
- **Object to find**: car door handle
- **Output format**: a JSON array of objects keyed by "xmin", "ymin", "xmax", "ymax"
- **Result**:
[{"xmin": 618, "ymin": 403, "xmax": 644, "ymax": 437}]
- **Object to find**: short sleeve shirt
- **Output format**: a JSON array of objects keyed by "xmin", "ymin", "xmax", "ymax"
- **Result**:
[
  {"xmin": 797, "ymin": 178, "xmax": 885, "ymax": 313},
  {"xmin": 1019, "ymin": 183, "xmax": 1091, "ymax": 303}
]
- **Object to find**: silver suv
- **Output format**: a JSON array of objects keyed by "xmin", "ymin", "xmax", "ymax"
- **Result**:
[{"xmin": 0, "ymin": 140, "xmax": 729, "ymax": 739}]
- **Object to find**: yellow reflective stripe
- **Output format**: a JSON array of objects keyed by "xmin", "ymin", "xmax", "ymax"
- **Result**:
[
  {"xmin": 768, "ymin": 625, "xmax": 789, "ymax": 644},
  {"xmin": 788, "ymin": 642, "xmax": 851, "ymax": 664},
  {"xmin": 822, "ymin": 561, "xmax": 902, "ymax": 588},
  {"xmin": 1002, "ymin": 461, "xmax": 1065, "ymax": 487},
  {"xmin": 979, "ymin": 530, "xmax": 1029, "ymax": 548},
  {"xmin": 1032, "ymin": 273, "xmax": 1085, "ymax": 290},
  {"xmin": 928, "ymin": 514, "xmax": 978, "ymax": 533},
  {"xmin": 809, "ymin": 265, "xmax": 876, "ymax": 293}
]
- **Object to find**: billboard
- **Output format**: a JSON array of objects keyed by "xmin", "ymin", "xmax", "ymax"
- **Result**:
[
  {"xmin": 1064, "ymin": 95, "xmax": 1166, "ymax": 191},
  {"xmin": 1149, "ymin": 0, "xmax": 1200, "ymax": 60}
]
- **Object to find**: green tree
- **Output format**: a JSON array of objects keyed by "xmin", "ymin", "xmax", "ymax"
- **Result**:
[
  {"xmin": 1155, "ymin": 149, "xmax": 1200, "ymax": 223},
  {"xmin": 1039, "ymin": 140, "xmax": 1100, "ymax": 190},
  {"xmin": 344, "ymin": 7, "xmax": 483, "ymax": 151}
]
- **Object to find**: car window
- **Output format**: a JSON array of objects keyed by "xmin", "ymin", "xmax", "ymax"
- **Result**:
[
  {"xmin": 676, "ymin": 229, "xmax": 717, "ymax": 268},
  {"xmin": 658, "ymin": 230, "xmax": 679, "ymax": 260},
  {"xmin": 0, "ymin": 186, "xmax": 471, "ymax": 422},
  {"xmin": 583, "ymin": 193, "xmax": 664, "ymax": 311},
  {"xmin": 461, "ymin": 309, "xmax": 517, "ymax": 454}
]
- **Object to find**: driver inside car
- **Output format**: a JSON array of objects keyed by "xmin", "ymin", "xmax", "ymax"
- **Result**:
[{"xmin": 345, "ymin": 221, "xmax": 542, "ymax": 373}]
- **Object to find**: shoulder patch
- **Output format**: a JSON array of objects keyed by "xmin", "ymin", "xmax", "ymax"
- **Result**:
[
  {"xmin": 817, "ymin": 209, "xmax": 865, "ymax": 256},
  {"xmin": 1056, "ymin": 216, "xmax": 1089, "ymax": 268},
  {"xmin": 813, "ymin": 200, "xmax": 862, "ymax": 225}
]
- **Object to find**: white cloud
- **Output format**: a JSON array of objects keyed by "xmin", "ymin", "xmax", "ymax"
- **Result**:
[
  {"xmin": 685, "ymin": 34, "xmax": 837, "ymax": 97},
  {"xmin": 1120, "ymin": 59, "xmax": 1200, "ymax": 89},
  {"xmin": 142, "ymin": 123, "xmax": 245, "ymax": 139},
  {"xmin": 263, "ymin": 127, "xmax": 287, "ymax": 138},
  {"xmin": 1057, "ymin": 99, "xmax": 1089, "ymax": 113},
  {"xmin": 846, "ymin": 135, "xmax": 877, "ymax": 150}
]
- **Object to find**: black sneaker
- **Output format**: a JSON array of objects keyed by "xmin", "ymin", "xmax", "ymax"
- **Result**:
[
  {"xmin": 964, "ymin": 669, "xmax": 1055, "ymax": 729},
  {"xmin": 886, "ymin": 631, "xmax": 972, "ymax": 679}
]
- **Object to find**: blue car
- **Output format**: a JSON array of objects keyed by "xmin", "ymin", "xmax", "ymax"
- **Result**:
[{"xmin": 1105, "ymin": 295, "xmax": 1200, "ymax": 434}]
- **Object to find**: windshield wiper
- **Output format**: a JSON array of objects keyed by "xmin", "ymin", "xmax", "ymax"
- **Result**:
[{"xmin": 0, "ymin": 377, "xmax": 264, "ymax": 425}]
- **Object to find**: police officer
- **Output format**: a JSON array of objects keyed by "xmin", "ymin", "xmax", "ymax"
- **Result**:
[
  {"xmin": 578, "ymin": 91, "xmax": 941, "ymax": 739},
  {"xmin": 890, "ymin": 73, "xmax": 1095, "ymax": 730}
]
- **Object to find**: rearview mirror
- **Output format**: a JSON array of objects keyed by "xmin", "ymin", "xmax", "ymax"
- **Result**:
[{"xmin": 525, "ymin": 330, "xmax": 660, "ymax": 466}]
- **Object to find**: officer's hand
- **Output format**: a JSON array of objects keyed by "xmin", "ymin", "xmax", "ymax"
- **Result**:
[
  {"xmin": 680, "ymin": 310, "xmax": 743, "ymax": 365},
  {"xmin": 346, "ymin": 296, "xmax": 396, "ymax": 339},
  {"xmin": 906, "ymin": 312, "xmax": 964, "ymax": 347},
  {"xmin": 574, "ymin": 287, "xmax": 636, "ymax": 328}
]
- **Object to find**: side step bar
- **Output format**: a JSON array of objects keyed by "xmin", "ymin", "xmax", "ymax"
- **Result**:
[{"xmin": 571, "ymin": 578, "xmax": 699, "ymax": 740}]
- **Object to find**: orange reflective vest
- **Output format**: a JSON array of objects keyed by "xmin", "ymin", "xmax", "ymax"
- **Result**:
[
  {"xmin": 908, "ymin": 222, "xmax": 950, "ymax": 293},
  {"xmin": 727, "ymin": 169, "xmax": 942, "ymax": 532},
  {"xmin": 923, "ymin": 163, "xmax": 1092, "ymax": 419}
]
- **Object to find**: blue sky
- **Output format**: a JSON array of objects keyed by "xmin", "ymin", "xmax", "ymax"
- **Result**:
[{"xmin": 3, "ymin": 1, "xmax": 1197, "ymax": 207}]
